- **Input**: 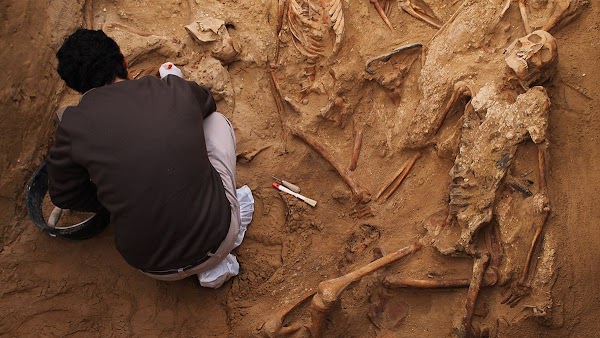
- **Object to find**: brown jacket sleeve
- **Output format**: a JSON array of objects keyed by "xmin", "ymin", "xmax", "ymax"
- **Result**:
[
  {"xmin": 189, "ymin": 81, "xmax": 216, "ymax": 118},
  {"xmin": 163, "ymin": 75, "xmax": 216, "ymax": 118},
  {"xmin": 46, "ymin": 122, "xmax": 103, "ymax": 212}
]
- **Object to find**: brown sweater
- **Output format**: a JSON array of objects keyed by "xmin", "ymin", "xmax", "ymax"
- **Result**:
[{"xmin": 47, "ymin": 75, "xmax": 231, "ymax": 271}]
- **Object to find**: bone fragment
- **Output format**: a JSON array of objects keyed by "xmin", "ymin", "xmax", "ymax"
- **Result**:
[
  {"xmin": 268, "ymin": 67, "xmax": 289, "ymax": 151},
  {"xmin": 237, "ymin": 145, "xmax": 272, "ymax": 164},
  {"xmin": 383, "ymin": 273, "xmax": 497, "ymax": 289},
  {"xmin": 348, "ymin": 124, "xmax": 363, "ymax": 171},
  {"xmin": 274, "ymin": 0, "xmax": 290, "ymax": 64},
  {"xmin": 434, "ymin": 81, "xmax": 474, "ymax": 135},
  {"xmin": 500, "ymin": 0, "xmax": 511, "ymax": 17},
  {"xmin": 309, "ymin": 242, "xmax": 423, "ymax": 337},
  {"xmin": 385, "ymin": 276, "xmax": 471, "ymax": 288},
  {"xmin": 364, "ymin": 43, "xmax": 422, "ymax": 75},
  {"xmin": 185, "ymin": 18, "xmax": 240, "ymax": 64}
]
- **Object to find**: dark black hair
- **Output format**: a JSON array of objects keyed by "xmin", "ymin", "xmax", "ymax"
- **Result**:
[{"xmin": 56, "ymin": 29, "xmax": 128, "ymax": 93}]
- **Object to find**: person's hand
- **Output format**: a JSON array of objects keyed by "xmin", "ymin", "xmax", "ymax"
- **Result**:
[{"xmin": 159, "ymin": 62, "xmax": 183, "ymax": 79}]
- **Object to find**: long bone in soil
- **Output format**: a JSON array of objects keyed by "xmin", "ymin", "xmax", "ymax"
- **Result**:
[
  {"xmin": 292, "ymin": 128, "xmax": 371, "ymax": 203},
  {"xmin": 309, "ymin": 242, "xmax": 423, "ymax": 338},
  {"xmin": 257, "ymin": 290, "xmax": 316, "ymax": 337}
]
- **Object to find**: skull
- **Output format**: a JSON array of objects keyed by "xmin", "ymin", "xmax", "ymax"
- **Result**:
[{"xmin": 505, "ymin": 30, "xmax": 558, "ymax": 87}]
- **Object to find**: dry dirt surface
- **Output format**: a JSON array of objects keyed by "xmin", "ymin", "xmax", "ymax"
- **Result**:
[{"xmin": 1, "ymin": 0, "xmax": 599, "ymax": 337}]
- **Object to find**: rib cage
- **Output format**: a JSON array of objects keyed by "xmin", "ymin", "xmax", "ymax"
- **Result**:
[{"xmin": 287, "ymin": 0, "xmax": 344, "ymax": 58}]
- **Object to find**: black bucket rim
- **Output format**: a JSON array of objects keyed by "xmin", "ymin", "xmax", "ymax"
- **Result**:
[{"xmin": 25, "ymin": 162, "xmax": 110, "ymax": 240}]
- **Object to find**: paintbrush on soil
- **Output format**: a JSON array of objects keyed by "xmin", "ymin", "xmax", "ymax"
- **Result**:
[{"xmin": 272, "ymin": 182, "xmax": 317, "ymax": 207}]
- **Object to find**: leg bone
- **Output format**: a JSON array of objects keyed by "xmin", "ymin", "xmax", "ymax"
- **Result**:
[
  {"xmin": 456, "ymin": 253, "xmax": 490, "ymax": 338},
  {"xmin": 433, "ymin": 81, "xmax": 474, "ymax": 136},
  {"xmin": 309, "ymin": 242, "xmax": 423, "ymax": 338},
  {"xmin": 258, "ymin": 290, "xmax": 315, "ymax": 337},
  {"xmin": 292, "ymin": 128, "xmax": 371, "ymax": 203},
  {"xmin": 385, "ymin": 276, "xmax": 471, "ymax": 288},
  {"xmin": 274, "ymin": 0, "xmax": 290, "ymax": 64},
  {"xmin": 502, "ymin": 143, "xmax": 550, "ymax": 307},
  {"xmin": 384, "ymin": 273, "xmax": 497, "ymax": 289}
]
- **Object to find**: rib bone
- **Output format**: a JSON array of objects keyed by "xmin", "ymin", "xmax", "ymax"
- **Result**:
[
  {"xmin": 287, "ymin": 0, "xmax": 326, "ymax": 58},
  {"xmin": 327, "ymin": 0, "xmax": 345, "ymax": 55}
]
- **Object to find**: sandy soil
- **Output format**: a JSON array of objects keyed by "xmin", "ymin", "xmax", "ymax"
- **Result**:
[{"xmin": 1, "ymin": 0, "xmax": 599, "ymax": 337}]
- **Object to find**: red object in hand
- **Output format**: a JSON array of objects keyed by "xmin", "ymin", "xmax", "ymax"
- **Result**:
[{"xmin": 166, "ymin": 64, "xmax": 173, "ymax": 69}]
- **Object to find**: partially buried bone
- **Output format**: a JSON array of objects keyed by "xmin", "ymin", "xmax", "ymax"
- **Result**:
[
  {"xmin": 348, "ymin": 121, "xmax": 363, "ymax": 172},
  {"xmin": 309, "ymin": 242, "xmax": 423, "ymax": 338},
  {"xmin": 257, "ymin": 290, "xmax": 315, "ymax": 337},
  {"xmin": 375, "ymin": 152, "xmax": 421, "ymax": 202},
  {"xmin": 185, "ymin": 17, "xmax": 241, "ymax": 64},
  {"xmin": 83, "ymin": 0, "xmax": 93, "ymax": 29},
  {"xmin": 286, "ymin": 0, "xmax": 345, "ymax": 58},
  {"xmin": 291, "ymin": 128, "xmax": 371, "ymax": 203},
  {"xmin": 370, "ymin": 0, "xmax": 394, "ymax": 30},
  {"xmin": 399, "ymin": 0, "xmax": 442, "ymax": 28},
  {"xmin": 456, "ymin": 253, "xmax": 490, "ymax": 338}
]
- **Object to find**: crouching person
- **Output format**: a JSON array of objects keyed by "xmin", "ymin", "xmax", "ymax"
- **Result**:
[{"xmin": 48, "ymin": 28, "xmax": 253, "ymax": 287}]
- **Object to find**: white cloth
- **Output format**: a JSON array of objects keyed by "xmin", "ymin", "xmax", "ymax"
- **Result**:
[
  {"xmin": 198, "ymin": 185, "xmax": 254, "ymax": 288},
  {"xmin": 159, "ymin": 62, "xmax": 183, "ymax": 79}
]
